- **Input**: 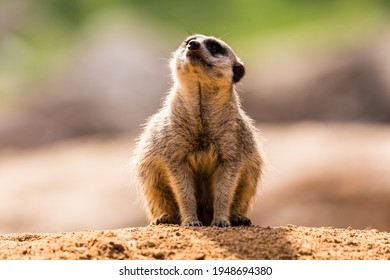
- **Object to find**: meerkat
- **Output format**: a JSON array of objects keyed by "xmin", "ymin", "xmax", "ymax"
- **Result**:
[{"xmin": 133, "ymin": 34, "xmax": 264, "ymax": 227}]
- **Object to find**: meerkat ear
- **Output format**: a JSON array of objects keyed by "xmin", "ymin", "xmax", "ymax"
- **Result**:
[{"xmin": 232, "ymin": 62, "xmax": 245, "ymax": 83}]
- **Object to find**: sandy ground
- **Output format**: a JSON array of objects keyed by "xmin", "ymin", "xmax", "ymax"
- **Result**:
[{"xmin": 0, "ymin": 225, "xmax": 389, "ymax": 260}]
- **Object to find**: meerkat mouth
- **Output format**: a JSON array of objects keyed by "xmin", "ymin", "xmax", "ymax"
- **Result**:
[{"xmin": 186, "ymin": 51, "xmax": 212, "ymax": 69}]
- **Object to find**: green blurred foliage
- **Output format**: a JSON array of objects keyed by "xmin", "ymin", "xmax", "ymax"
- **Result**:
[
  {"xmin": 25, "ymin": 0, "xmax": 390, "ymax": 42},
  {"xmin": 31, "ymin": 0, "xmax": 390, "ymax": 39},
  {"xmin": 0, "ymin": 0, "xmax": 389, "ymax": 106}
]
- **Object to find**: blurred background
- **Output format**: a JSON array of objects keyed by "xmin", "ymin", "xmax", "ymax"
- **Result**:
[{"xmin": 1, "ymin": 0, "xmax": 390, "ymax": 234}]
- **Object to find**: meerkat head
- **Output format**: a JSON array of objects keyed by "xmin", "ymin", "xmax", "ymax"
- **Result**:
[{"xmin": 171, "ymin": 34, "xmax": 245, "ymax": 88}]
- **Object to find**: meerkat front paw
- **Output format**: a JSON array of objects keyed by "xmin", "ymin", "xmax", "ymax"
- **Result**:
[
  {"xmin": 211, "ymin": 219, "xmax": 231, "ymax": 228},
  {"xmin": 151, "ymin": 213, "xmax": 179, "ymax": 225},
  {"xmin": 182, "ymin": 220, "xmax": 203, "ymax": 227},
  {"xmin": 230, "ymin": 213, "xmax": 252, "ymax": 226}
]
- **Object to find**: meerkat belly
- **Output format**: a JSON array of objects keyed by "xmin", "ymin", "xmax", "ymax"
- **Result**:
[{"xmin": 187, "ymin": 144, "xmax": 220, "ymax": 176}]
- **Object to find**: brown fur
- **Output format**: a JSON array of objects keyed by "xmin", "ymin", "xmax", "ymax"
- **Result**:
[{"xmin": 133, "ymin": 34, "xmax": 265, "ymax": 227}]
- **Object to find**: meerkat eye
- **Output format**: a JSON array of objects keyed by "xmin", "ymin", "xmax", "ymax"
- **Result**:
[{"xmin": 205, "ymin": 40, "xmax": 226, "ymax": 56}]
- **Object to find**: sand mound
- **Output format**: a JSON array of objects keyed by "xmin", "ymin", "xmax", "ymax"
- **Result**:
[{"xmin": 0, "ymin": 225, "xmax": 389, "ymax": 260}]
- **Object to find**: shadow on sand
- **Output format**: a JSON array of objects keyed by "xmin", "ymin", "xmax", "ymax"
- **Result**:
[{"xmin": 186, "ymin": 225, "xmax": 297, "ymax": 260}]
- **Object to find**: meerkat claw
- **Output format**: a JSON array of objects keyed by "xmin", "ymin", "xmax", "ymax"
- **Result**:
[
  {"xmin": 183, "ymin": 220, "xmax": 203, "ymax": 227},
  {"xmin": 211, "ymin": 220, "xmax": 231, "ymax": 228}
]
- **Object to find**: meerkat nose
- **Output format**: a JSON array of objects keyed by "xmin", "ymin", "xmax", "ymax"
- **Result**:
[{"xmin": 188, "ymin": 40, "xmax": 200, "ymax": 50}]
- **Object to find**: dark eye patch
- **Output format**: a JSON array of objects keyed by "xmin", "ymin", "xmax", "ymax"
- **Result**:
[{"xmin": 205, "ymin": 39, "xmax": 227, "ymax": 56}]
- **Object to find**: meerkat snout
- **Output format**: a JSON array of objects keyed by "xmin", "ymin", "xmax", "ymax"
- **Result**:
[{"xmin": 187, "ymin": 40, "xmax": 200, "ymax": 50}]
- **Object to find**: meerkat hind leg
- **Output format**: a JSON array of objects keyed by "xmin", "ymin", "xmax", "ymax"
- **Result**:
[
  {"xmin": 229, "ymin": 168, "xmax": 258, "ymax": 226},
  {"xmin": 230, "ymin": 213, "xmax": 252, "ymax": 226},
  {"xmin": 151, "ymin": 213, "xmax": 180, "ymax": 225},
  {"xmin": 143, "ymin": 172, "xmax": 180, "ymax": 225}
]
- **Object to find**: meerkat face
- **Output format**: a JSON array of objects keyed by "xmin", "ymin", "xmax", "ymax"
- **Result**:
[{"xmin": 171, "ymin": 34, "xmax": 245, "ymax": 87}]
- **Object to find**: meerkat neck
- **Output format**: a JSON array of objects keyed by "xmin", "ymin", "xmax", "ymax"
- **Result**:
[
  {"xmin": 179, "ymin": 81, "xmax": 233, "ymax": 107},
  {"xmin": 197, "ymin": 81, "xmax": 205, "ymax": 126},
  {"xmin": 169, "ymin": 82, "xmax": 240, "ymax": 130}
]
